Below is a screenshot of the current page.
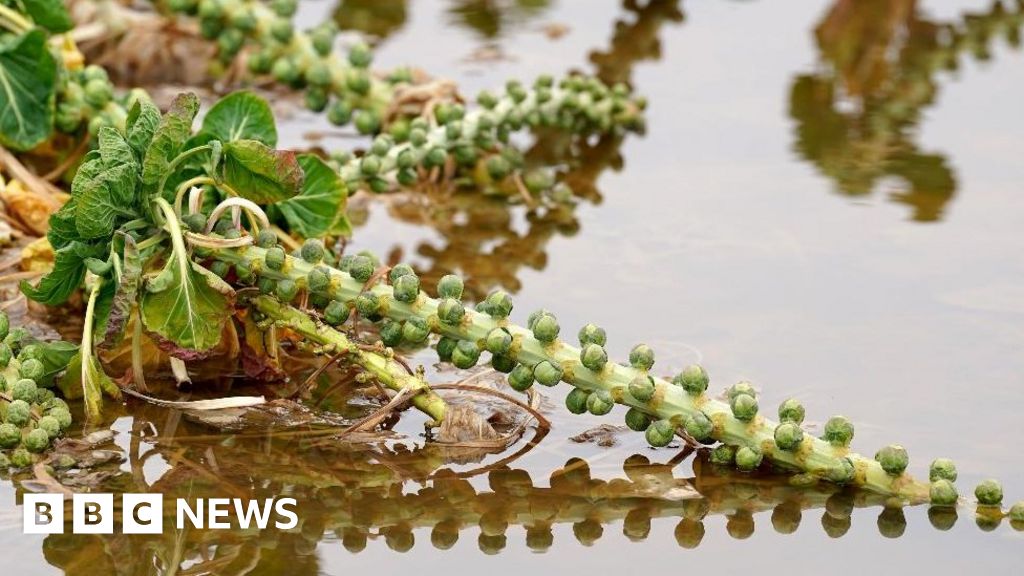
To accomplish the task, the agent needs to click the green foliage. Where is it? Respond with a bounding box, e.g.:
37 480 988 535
221 139 303 203
22 0 74 33
276 154 350 238
0 30 57 150
141 257 234 353
200 90 278 145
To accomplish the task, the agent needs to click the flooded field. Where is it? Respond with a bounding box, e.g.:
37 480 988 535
1 0 1022 574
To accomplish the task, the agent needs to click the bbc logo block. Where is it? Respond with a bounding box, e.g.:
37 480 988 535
23 494 164 534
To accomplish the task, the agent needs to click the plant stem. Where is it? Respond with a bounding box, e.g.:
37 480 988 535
250 295 447 426
0 5 32 34
216 245 929 502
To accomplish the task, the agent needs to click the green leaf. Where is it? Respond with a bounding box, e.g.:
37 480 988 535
59 351 118 421
22 0 73 33
221 139 303 203
97 234 143 350
20 242 98 305
200 90 277 146
29 340 79 386
125 97 161 161
0 30 57 151
141 92 199 197
276 154 351 238
75 165 138 239
98 126 137 170
140 255 234 353
47 198 80 249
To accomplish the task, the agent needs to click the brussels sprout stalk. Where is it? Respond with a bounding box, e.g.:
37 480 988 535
215 245 929 501
249 295 447 426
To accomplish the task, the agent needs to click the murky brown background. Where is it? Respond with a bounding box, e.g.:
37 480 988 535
2 0 1022 573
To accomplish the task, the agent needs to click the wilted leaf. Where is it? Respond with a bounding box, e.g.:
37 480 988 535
59 351 120 421
142 93 199 198
97 234 143 350
276 154 350 238
140 256 234 353
200 90 277 146
221 139 303 203
0 30 57 151
124 97 161 161
20 241 102 305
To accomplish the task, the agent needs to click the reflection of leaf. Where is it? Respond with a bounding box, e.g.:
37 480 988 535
222 139 303 203
200 90 277 146
141 256 234 353
22 0 74 33
0 30 57 151
141 93 199 198
276 154 351 238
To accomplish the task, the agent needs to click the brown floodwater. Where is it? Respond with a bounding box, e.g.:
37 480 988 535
3 0 1023 573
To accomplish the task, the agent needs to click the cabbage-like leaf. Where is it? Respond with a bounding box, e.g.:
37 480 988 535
142 93 199 198
0 30 57 151
200 90 277 146
221 139 303 203
125 97 161 161
22 0 73 33
276 154 351 238
140 255 234 353
20 241 103 305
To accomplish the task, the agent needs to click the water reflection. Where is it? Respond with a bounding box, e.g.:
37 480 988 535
27 418 1022 575
446 0 553 40
333 0 409 41
789 0 1023 221
368 0 680 300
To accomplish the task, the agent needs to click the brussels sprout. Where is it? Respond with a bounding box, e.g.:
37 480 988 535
628 375 655 402
491 354 516 374
580 344 608 372
392 274 420 303
482 290 513 318
327 100 352 125
304 60 333 87
624 407 651 432
217 28 244 56
526 309 550 330
349 255 375 282
182 212 206 233
564 389 590 414
533 361 563 386
929 480 958 506
778 398 805 424
271 0 298 17
735 446 763 471
437 274 464 299
324 300 350 326
0 423 21 449
1009 502 1024 523
84 79 113 108
354 111 381 135
19 358 44 381
824 458 855 484
974 479 1003 506
532 314 560 343
925 458 957 483
728 381 757 400
628 344 655 371
265 247 286 271
311 29 334 56
0 311 8 340
485 328 512 355
275 279 298 303
300 239 326 264
401 318 430 344
437 298 465 325
485 155 511 181
709 444 736 465
452 341 480 369
730 393 758 421
508 364 534 392
307 267 331 294
354 293 381 317
376 320 401 347
0 374 6 392
36 415 60 440
437 336 458 362
270 19 294 43
683 412 714 442
672 364 708 396
822 415 854 447
360 155 381 177
12 379 37 403
35 389 54 404
586 390 615 415
10 448 32 469
0 452 7 468
348 42 373 68
772 422 804 451
577 323 607 347
874 445 909 476
255 229 277 248
23 428 49 453
389 264 415 283
645 419 675 447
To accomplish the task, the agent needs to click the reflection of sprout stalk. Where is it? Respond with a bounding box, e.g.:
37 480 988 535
212 239 999 504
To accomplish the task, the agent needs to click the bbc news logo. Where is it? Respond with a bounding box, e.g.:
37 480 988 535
23 494 298 534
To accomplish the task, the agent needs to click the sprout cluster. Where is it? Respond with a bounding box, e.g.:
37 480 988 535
333 73 645 198
164 0 402 132
0 312 74 470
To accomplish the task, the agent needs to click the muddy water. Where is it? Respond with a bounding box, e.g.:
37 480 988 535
3 0 1023 574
